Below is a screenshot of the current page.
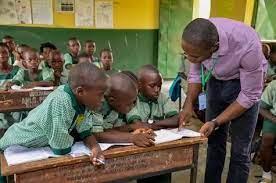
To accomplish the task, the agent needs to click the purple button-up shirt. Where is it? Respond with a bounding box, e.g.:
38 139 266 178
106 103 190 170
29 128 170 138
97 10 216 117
188 18 267 109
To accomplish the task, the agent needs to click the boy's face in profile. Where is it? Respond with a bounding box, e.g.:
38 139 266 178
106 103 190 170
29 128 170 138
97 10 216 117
108 91 137 114
68 40 80 56
139 73 162 101
50 53 64 71
0 48 9 64
77 80 107 111
85 42 96 55
24 51 39 70
100 51 113 71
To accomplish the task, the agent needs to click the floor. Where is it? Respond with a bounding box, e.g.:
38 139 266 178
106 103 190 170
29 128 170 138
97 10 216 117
129 81 276 183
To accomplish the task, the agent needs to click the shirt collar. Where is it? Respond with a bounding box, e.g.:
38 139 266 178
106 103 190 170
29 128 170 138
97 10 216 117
138 93 158 104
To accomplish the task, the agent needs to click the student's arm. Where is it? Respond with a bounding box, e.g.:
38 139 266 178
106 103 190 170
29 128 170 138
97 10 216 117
94 130 155 147
260 108 276 124
64 53 73 69
83 135 105 166
153 115 179 128
10 68 25 86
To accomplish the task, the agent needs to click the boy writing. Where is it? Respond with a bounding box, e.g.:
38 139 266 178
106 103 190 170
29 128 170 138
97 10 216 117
93 73 155 147
0 63 107 164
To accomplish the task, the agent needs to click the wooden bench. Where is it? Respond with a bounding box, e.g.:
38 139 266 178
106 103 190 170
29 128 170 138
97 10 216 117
1 137 206 183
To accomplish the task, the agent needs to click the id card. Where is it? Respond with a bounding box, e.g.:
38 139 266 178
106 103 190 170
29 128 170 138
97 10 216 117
198 93 207 110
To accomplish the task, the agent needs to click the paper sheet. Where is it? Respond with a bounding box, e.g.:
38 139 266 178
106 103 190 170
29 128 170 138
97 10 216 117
154 129 183 144
11 85 54 91
169 128 201 138
0 0 19 24
75 0 94 27
15 0 32 24
32 86 54 91
31 0 53 24
95 0 113 28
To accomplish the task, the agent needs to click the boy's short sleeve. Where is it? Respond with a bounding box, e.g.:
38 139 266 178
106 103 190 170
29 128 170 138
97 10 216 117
64 53 73 69
75 111 94 139
12 68 25 85
82 111 104 133
47 94 74 155
261 81 275 109
162 94 178 118
127 105 142 123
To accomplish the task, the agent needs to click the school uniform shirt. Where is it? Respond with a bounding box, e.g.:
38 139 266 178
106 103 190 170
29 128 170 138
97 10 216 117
83 109 104 133
100 100 127 130
267 61 276 77
0 84 93 155
38 60 51 70
11 67 54 86
0 66 19 90
261 80 276 116
188 18 267 109
8 54 15 65
127 93 178 123
64 53 78 69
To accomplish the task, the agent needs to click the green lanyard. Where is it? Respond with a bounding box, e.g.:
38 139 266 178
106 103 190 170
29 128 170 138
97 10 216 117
200 58 218 92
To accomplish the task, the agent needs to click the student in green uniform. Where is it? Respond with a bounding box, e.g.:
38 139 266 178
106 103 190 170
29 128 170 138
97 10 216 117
93 73 155 147
48 50 64 86
0 43 20 138
259 80 276 183
64 37 81 69
2 35 16 65
100 48 118 75
0 63 107 165
38 42 57 70
127 64 179 129
6 48 54 88
84 40 99 62
126 65 178 183
13 44 30 69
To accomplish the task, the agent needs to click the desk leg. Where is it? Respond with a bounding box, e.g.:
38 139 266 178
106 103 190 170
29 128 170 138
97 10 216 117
190 144 199 183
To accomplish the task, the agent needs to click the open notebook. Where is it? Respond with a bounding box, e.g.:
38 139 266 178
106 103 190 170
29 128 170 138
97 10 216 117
11 85 54 91
4 128 200 166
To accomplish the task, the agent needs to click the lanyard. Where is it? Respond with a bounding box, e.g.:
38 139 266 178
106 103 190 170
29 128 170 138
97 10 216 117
200 57 218 92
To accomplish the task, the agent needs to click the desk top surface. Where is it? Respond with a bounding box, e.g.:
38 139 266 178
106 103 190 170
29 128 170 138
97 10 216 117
1 137 206 176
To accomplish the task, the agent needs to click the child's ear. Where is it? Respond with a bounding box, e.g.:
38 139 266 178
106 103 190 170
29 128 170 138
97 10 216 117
76 86 84 96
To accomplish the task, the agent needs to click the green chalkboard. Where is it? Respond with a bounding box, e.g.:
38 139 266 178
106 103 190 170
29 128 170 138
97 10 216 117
0 26 158 73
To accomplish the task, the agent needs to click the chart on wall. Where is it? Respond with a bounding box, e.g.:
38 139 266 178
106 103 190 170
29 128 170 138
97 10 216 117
75 0 94 27
95 0 113 28
32 0 53 24
15 0 32 24
0 0 19 24
56 0 74 12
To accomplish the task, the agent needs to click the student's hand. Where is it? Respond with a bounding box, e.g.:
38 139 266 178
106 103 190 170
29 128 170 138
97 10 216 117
178 105 193 130
4 82 13 90
130 133 155 147
132 128 156 136
199 122 215 137
90 144 105 166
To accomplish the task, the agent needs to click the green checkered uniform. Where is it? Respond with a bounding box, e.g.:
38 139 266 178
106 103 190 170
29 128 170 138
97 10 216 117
0 84 93 155
0 66 21 137
12 67 54 86
99 100 127 130
127 93 178 123
64 53 78 69
267 61 276 77
261 80 276 134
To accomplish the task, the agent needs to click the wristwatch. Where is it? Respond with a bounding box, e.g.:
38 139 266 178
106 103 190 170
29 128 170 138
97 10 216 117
211 118 220 130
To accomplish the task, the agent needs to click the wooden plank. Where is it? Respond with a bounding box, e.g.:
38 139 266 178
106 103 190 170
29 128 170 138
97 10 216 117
1 137 207 176
15 145 194 183
0 90 53 112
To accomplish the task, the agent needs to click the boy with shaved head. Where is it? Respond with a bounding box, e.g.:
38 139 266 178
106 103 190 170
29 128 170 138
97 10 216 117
0 63 107 165
94 72 156 147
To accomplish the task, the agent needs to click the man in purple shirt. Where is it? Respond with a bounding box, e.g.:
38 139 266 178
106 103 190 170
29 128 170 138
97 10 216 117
179 18 267 183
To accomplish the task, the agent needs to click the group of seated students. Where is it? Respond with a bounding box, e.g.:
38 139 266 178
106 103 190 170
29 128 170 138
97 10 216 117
0 35 178 182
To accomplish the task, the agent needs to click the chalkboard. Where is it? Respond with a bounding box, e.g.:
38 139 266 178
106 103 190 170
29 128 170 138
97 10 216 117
0 26 158 73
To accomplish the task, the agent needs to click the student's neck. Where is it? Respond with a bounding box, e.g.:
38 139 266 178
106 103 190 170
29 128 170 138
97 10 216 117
29 68 39 74
0 62 10 71
70 52 78 57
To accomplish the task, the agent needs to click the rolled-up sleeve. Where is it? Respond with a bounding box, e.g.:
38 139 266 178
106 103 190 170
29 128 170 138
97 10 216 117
237 43 265 109
188 63 201 84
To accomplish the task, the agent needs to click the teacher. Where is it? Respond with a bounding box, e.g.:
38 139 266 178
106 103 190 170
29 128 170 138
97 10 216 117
179 18 267 183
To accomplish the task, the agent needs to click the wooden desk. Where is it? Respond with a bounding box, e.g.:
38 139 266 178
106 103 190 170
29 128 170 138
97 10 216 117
1 137 206 183
0 90 53 113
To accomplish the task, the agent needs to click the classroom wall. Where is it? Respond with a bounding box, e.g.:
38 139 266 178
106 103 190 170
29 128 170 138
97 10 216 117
0 0 160 73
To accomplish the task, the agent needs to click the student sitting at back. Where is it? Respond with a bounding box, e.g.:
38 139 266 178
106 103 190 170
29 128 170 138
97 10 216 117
93 73 155 147
2 35 16 65
78 52 92 64
64 37 81 70
0 63 107 163
7 48 54 88
127 64 179 130
48 50 65 85
13 44 30 69
126 65 178 183
0 43 21 137
84 40 102 68
100 48 118 75
38 42 57 70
